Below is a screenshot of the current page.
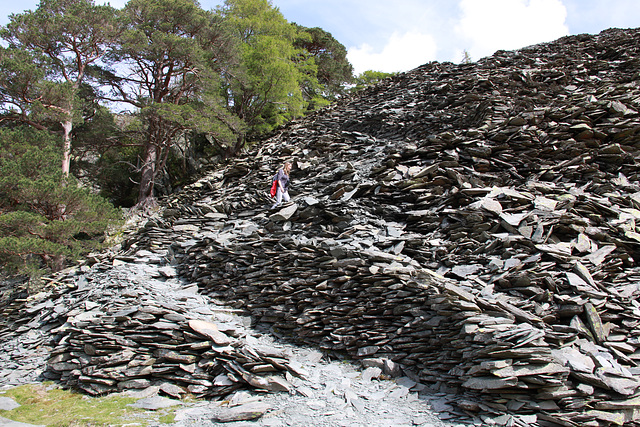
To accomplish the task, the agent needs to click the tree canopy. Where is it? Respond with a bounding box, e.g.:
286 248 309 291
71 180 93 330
216 0 309 152
294 24 354 108
0 0 120 176
351 70 397 92
102 0 240 205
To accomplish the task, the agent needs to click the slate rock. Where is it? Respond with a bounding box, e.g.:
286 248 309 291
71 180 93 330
213 402 271 423
0 397 20 411
128 396 183 410
0 417 45 427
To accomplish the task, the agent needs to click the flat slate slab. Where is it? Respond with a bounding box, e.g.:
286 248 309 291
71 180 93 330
0 397 20 411
0 417 44 427
127 396 182 411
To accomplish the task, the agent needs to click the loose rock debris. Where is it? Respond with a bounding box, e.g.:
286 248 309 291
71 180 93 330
169 28 640 426
3 27 640 427
0 254 450 427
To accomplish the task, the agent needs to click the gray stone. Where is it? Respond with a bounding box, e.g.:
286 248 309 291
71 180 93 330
188 319 233 345
0 397 20 411
128 396 182 410
269 204 297 221
0 416 44 427
213 402 271 422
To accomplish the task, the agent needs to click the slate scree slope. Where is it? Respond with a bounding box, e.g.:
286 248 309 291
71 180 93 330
8 28 640 426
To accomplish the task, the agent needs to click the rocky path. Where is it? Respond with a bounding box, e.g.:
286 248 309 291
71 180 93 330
0 243 456 427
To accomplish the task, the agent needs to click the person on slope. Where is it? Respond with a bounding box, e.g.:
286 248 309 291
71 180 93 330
271 161 293 209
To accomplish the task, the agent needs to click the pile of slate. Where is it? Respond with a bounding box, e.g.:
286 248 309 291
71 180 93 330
141 28 640 426
4 246 305 399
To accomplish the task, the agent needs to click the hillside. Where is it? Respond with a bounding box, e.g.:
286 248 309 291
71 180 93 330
3 27 640 426
168 27 640 426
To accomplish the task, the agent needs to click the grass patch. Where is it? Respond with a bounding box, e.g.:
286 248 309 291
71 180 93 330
158 412 176 424
0 382 151 426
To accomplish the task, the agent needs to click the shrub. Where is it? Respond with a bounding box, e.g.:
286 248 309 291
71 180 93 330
0 126 122 275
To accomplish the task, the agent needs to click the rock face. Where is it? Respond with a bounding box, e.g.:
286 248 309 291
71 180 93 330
3 27 640 427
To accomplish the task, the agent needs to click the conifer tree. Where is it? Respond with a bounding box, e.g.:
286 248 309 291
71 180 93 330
293 25 354 109
0 0 120 176
103 0 239 206
0 127 121 275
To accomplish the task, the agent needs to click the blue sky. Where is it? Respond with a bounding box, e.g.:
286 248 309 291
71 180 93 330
1 0 639 74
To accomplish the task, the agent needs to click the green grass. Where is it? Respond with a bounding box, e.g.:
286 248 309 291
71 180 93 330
0 382 154 426
158 412 176 424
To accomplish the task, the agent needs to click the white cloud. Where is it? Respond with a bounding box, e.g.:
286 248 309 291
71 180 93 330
347 31 438 75
456 0 569 60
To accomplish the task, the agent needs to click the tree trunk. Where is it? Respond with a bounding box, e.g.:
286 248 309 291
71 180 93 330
61 120 73 176
138 142 157 206
230 133 245 157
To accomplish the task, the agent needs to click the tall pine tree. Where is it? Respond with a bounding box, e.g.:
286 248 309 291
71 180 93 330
0 0 120 176
103 0 238 206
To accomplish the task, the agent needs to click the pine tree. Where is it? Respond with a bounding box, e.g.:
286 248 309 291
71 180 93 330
0 127 121 276
103 0 238 206
0 0 120 176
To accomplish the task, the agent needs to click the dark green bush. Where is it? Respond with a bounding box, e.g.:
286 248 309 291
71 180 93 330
0 126 122 275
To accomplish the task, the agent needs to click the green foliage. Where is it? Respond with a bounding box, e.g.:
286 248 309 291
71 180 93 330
351 70 397 92
2 0 119 115
107 0 240 204
219 0 308 143
0 127 121 274
0 0 120 175
3 0 119 60
0 48 48 121
294 24 354 108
